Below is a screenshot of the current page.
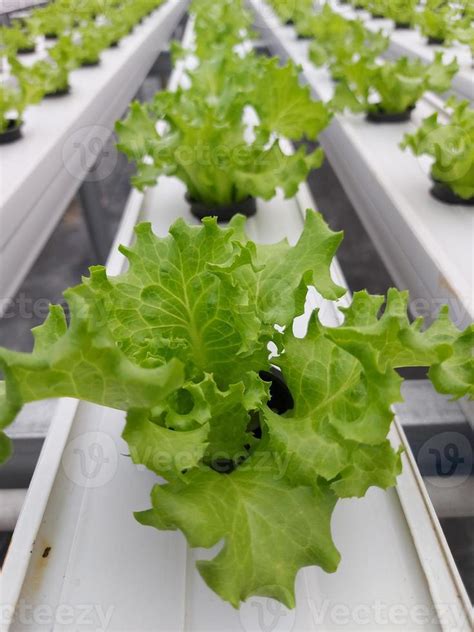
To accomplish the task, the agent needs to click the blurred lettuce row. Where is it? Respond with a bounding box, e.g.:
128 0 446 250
0 0 166 135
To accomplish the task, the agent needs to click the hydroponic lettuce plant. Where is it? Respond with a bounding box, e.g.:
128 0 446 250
271 0 314 25
417 0 455 43
52 27 104 66
117 50 331 206
385 0 417 27
449 21 474 59
332 53 459 116
401 98 474 201
0 74 43 133
0 25 36 53
11 51 72 97
307 7 388 80
191 0 253 57
0 212 471 607
27 6 74 38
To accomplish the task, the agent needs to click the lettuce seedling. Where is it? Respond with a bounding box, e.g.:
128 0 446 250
0 212 471 607
117 51 331 206
385 0 417 27
332 53 459 116
417 0 455 43
52 27 104 66
0 25 36 53
271 0 314 24
401 98 474 200
11 51 72 96
192 0 253 56
449 21 474 59
0 73 43 132
307 8 388 80
28 6 75 38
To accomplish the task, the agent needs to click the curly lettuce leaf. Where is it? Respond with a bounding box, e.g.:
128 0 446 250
0 210 470 608
136 460 340 609
401 99 474 199
253 58 332 140
332 55 458 114
116 50 330 205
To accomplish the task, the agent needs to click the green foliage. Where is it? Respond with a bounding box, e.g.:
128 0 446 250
117 50 331 205
417 0 455 42
52 27 104 66
385 0 418 26
449 20 474 57
0 212 471 607
11 52 72 96
402 98 474 200
307 6 388 79
332 53 459 115
271 0 314 24
0 25 35 53
0 72 43 131
191 0 253 56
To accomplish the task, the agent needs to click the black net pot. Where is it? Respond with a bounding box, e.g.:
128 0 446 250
81 59 101 68
186 194 257 222
0 120 22 144
44 85 71 98
18 45 36 54
210 367 294 475
431 180 474 207
366 104 415 123
427 36 445 45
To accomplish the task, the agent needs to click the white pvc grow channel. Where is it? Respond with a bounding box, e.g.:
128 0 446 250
0 0 189 316
251 0 473 333
1 12 472 632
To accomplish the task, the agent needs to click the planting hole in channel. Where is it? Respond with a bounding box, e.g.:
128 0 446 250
171 388 194 415
210 370 294 475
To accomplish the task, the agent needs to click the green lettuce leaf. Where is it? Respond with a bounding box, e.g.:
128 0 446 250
0 211 470 608
252 58 332 140
136 460 340 609
401 98 474 199
332 55 458 115
116 49 331 205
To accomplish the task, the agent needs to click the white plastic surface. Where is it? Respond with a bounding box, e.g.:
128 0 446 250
0 0 188 316
252 0 473 330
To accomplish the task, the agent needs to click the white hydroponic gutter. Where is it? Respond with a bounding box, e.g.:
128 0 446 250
0 0 189 318
329 0 474 101
0 1 45 16
251 0 473 332
1 13 472 632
